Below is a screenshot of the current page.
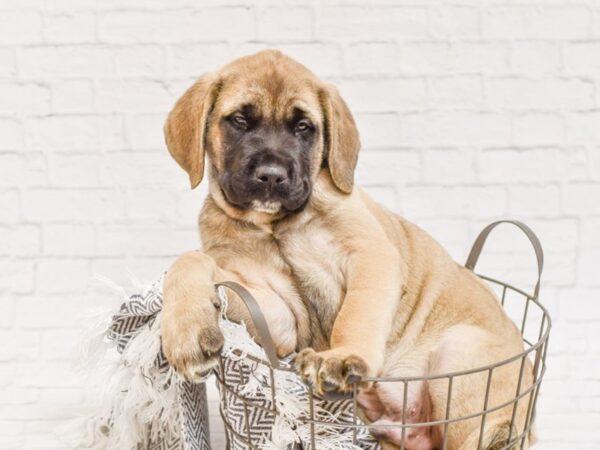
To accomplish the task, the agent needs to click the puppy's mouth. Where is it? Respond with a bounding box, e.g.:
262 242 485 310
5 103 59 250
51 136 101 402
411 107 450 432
251 200 282 214
218 172 311 215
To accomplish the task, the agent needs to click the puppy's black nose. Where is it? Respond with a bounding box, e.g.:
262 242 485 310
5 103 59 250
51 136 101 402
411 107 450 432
255 163 289 187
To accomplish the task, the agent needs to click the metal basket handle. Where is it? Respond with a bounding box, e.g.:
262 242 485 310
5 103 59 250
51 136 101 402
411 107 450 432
214 281 281 369
465 220 544 299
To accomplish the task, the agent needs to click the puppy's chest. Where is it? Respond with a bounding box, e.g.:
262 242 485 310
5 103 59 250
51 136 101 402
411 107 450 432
275 221 347 337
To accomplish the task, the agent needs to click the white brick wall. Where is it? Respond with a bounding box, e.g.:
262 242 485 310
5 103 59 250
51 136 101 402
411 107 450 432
1 0 599 448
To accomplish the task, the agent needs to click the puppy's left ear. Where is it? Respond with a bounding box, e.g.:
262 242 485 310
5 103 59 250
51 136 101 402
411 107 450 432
164 73 220 189
320 84 360 194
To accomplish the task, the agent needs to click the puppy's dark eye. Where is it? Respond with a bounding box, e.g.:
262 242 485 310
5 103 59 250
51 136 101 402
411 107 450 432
230 113 248 129
295 119 312 134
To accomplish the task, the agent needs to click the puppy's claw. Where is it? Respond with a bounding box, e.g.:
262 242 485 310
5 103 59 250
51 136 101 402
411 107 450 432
322 380 338 392
189 361 218 383
346 373 362 385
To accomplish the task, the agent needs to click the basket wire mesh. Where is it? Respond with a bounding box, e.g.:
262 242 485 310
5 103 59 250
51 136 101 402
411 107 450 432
213 221 551 450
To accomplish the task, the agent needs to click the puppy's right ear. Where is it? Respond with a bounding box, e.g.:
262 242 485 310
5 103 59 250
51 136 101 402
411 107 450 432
320 84 360 194
164 74 220 189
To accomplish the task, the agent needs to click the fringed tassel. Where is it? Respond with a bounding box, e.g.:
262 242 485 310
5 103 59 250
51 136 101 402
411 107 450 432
62 278 183 450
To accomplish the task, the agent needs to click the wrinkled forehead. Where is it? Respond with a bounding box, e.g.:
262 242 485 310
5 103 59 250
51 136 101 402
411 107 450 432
215 74 323 124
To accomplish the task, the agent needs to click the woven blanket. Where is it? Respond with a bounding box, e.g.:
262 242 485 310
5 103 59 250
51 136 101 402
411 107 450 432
81 276 380 449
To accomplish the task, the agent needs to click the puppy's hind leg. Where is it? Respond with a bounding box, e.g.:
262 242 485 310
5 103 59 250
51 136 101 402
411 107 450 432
427 325 532 450
458 419 526 450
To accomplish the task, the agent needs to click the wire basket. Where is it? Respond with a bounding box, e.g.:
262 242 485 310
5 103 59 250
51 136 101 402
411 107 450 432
213 221 551 450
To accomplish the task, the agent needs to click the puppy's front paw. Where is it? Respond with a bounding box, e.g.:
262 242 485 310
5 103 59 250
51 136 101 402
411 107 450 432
161 284 224 383
294 348 369 400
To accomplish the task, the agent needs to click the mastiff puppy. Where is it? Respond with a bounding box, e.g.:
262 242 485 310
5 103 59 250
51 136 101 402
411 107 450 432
161 50 533 449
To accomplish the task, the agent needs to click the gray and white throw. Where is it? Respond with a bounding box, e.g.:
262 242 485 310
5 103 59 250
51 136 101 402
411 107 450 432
80 276 380 449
